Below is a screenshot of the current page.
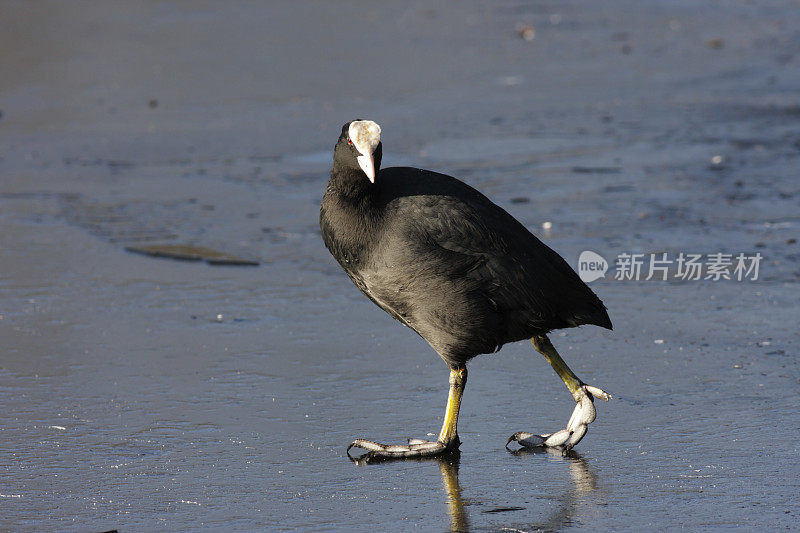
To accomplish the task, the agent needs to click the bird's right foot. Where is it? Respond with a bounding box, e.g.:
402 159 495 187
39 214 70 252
505 384 611 452
347 437 458 460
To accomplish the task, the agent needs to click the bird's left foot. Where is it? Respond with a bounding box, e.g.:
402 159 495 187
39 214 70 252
506 384 611 452
347 437 457 460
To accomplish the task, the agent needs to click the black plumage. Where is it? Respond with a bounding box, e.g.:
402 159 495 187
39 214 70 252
320 121 611 370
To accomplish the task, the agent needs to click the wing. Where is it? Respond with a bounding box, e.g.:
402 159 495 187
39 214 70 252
368 168 611 338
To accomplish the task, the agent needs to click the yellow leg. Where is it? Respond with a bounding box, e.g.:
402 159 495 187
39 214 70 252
438 366 467 447
532 335 584 400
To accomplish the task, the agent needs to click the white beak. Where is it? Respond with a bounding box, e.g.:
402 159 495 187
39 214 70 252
357 154 376 183
348 120 381 184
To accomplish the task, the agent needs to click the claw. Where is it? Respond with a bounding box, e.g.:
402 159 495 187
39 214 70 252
585 385 611 401
507 384 611 451
506 431 537 447
565 423 587 451
567 393 597 428
544 429 571 447
347 437 451 460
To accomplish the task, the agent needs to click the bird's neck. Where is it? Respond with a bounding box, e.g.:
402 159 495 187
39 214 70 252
329 164 373 198
321 168 382 268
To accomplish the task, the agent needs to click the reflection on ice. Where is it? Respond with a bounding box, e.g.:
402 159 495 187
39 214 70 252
349 446 601 533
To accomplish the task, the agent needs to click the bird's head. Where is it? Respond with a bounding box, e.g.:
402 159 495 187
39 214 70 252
334 119 382 183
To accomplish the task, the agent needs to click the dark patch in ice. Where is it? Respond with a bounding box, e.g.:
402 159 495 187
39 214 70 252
125 244 259 266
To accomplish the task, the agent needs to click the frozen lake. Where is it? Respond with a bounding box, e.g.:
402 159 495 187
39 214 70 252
1 2 798 530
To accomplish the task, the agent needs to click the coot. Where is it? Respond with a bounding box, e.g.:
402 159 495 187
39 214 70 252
320 120 612 458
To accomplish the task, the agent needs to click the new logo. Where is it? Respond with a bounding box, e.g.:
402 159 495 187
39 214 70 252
577 250 608 283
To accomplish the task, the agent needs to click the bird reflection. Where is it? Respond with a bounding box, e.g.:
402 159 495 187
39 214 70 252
438 451 469 533
348 445 600 532
348 448 468 531
506 447 600 530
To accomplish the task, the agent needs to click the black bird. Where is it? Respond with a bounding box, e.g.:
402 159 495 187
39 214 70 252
320 120 612 458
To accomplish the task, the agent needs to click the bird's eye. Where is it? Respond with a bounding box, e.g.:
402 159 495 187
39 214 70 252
347 138 353 145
